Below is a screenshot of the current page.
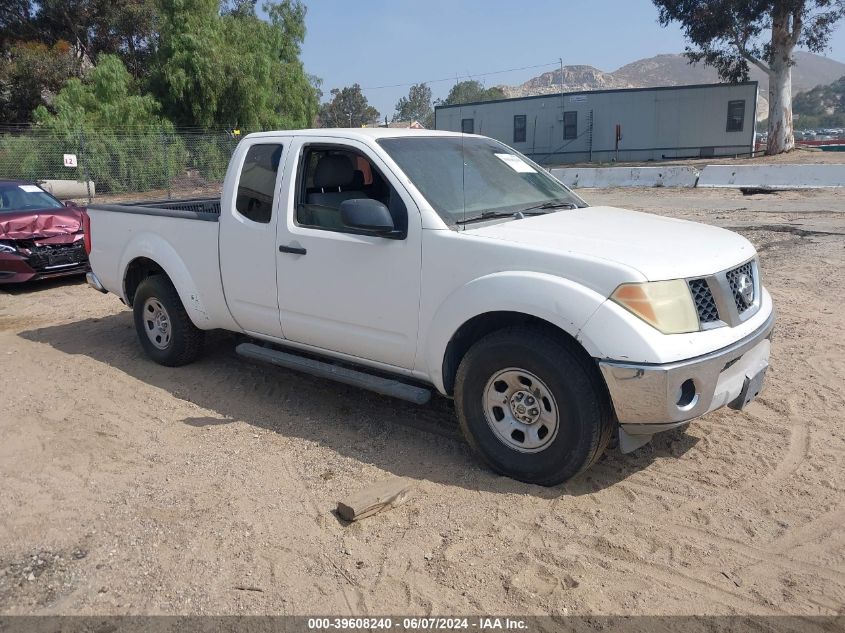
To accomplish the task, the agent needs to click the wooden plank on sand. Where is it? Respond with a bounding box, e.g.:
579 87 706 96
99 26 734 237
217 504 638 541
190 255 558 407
337 477 413 522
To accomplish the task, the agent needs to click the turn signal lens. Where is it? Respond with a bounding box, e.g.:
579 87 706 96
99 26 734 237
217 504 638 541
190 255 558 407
611 279 699 334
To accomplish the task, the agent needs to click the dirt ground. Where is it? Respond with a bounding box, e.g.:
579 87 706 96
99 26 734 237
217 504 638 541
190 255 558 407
0 187 843 621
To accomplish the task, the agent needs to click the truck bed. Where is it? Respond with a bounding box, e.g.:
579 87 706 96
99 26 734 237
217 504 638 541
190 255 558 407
89 197 220 222
85 196 232 329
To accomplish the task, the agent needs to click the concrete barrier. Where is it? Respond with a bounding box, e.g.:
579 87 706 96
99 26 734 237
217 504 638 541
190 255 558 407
550 166 699 188
697 164 845 189
38 179 96 199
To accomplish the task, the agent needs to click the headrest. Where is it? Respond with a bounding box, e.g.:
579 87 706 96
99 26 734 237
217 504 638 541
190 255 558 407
314 154 354 189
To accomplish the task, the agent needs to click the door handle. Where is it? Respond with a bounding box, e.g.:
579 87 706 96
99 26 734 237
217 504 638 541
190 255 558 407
279 244 307 255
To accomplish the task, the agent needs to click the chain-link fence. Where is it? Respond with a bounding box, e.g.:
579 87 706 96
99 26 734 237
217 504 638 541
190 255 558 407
0 126 253 202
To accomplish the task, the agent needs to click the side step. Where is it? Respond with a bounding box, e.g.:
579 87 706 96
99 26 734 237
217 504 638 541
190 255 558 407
235 343 432 405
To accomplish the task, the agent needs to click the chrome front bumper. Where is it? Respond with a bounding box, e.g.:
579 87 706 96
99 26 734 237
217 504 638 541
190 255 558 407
599 310 775 439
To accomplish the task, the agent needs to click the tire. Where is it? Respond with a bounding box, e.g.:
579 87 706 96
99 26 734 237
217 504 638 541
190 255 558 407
133 275 204 367
454 326 614 486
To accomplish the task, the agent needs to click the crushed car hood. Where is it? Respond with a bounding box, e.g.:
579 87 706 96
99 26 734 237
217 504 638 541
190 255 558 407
463 205 755 280
0 208 84 241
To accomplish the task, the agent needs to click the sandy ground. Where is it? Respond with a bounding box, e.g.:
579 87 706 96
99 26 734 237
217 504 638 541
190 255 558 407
0 187 843 621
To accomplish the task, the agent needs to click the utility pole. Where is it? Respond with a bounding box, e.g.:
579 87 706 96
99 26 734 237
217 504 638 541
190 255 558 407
559 57 565 140
559 58 564 94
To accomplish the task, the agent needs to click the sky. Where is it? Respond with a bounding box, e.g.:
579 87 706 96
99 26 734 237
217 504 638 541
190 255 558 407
290 0 845 118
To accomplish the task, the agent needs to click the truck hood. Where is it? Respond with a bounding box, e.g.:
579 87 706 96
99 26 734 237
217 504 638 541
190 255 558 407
463 206 755 280
0 208 84 241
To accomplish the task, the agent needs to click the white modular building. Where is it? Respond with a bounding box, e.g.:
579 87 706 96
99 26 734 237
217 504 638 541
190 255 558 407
434 82 759 164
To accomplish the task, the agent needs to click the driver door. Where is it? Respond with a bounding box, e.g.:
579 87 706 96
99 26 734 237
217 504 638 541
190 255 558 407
274 137 422 369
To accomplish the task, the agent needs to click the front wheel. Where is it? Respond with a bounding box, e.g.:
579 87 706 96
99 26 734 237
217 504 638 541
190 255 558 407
133 275 205 367
454 327 614 486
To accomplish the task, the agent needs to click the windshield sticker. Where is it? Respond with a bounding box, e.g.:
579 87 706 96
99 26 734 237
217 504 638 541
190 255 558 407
19 185 43 193
494 153 536 173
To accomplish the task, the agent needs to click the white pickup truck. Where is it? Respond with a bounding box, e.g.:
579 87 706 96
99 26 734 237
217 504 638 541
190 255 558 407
85 128 774 485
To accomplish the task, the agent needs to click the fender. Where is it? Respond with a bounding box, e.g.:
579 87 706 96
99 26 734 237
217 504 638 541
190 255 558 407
421 271 610 394
118 231 238 331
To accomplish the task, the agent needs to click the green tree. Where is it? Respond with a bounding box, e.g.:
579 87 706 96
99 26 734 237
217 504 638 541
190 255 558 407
152 0 318 129
1 0 157 77
438 80 506 107
652 0 845 155
0 0 157 123
318 84 380 127
0 40 80 124
0 0 37 51
394 82 433 127
30 54 183 192
34 54 164 130
221 0 258 17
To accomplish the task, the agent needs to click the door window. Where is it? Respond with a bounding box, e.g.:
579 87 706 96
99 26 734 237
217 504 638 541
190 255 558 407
295 145 407 237
235 143 283 223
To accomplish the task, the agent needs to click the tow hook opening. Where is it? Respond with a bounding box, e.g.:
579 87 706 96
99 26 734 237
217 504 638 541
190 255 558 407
676 378 698 410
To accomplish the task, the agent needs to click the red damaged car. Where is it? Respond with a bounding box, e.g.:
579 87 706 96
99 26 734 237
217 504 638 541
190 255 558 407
0 180 89 284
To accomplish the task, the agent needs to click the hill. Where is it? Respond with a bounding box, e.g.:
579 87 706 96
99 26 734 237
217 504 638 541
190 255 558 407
793 74 845 128
500 52 845 120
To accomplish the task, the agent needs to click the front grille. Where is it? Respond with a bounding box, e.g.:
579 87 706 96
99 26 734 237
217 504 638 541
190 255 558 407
726 261 755 313
689 278 720 324
26 241 87 270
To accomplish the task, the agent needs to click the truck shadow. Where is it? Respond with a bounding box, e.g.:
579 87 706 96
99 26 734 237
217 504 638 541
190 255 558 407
20 313 698 497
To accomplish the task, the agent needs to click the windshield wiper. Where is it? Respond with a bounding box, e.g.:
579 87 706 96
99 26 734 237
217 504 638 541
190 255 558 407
517 200 578 214
455 200 578 225
455 210 525 225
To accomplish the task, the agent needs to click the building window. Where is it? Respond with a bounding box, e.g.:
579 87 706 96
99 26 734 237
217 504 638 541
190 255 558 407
726 100 745 132
563 111 577 139
461 118 474 134
513 115 527 143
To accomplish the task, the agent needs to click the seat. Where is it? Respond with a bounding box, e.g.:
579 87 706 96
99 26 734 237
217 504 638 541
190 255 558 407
308 155 365 205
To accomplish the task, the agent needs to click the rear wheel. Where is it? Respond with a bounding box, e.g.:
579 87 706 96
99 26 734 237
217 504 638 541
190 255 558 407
454 327 613 486
133 275 204 366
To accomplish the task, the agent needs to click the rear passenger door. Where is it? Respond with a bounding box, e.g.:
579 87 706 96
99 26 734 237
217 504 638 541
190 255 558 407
220 140 287 338
274 136 422 370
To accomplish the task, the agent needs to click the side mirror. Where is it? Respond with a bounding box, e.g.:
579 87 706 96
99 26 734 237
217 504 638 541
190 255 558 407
340 198 396 235
64 200 75 207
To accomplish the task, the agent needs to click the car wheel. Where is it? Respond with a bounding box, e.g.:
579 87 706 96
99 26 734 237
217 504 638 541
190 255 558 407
454 326 614 486
133 275 204 367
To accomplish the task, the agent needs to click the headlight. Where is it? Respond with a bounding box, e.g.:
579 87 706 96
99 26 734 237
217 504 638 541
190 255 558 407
0 241 17 254
611 279 699 334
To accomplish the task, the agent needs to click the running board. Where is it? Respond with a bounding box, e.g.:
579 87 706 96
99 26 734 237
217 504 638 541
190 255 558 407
235 343 432 405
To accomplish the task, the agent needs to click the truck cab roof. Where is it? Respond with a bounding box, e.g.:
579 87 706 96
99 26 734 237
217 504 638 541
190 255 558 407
244 128 468 142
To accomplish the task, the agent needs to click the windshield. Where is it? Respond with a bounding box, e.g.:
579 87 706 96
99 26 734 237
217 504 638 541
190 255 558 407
378 136 585 224
0 184 64 213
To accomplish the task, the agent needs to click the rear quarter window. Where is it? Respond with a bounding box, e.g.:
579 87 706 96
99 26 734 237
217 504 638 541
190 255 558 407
235 144 283 223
